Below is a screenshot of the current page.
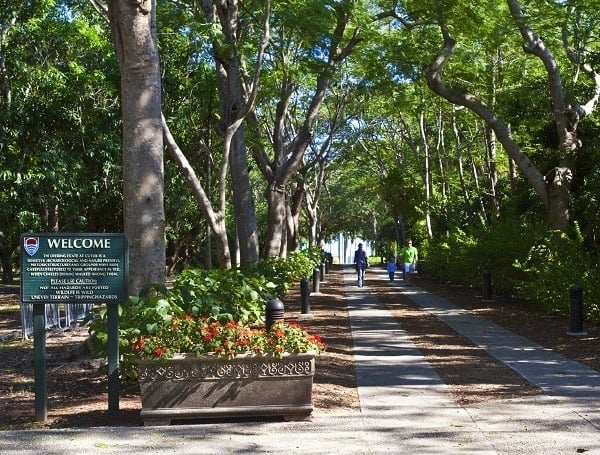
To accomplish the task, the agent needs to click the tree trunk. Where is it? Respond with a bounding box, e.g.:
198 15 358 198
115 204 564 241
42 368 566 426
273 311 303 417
452 114 471 220
486 49 501 220
252 6 361 258
201 0 265 266
468 147 488 224
108 0 165 294
305 187 318 248
434 110 450 228
425 3 600 232
419 111 433 238
425 24 548 227
287 183 304 252
485 124 500 220
40 200 59 232
161 114 232 269
166 223 202 276
264 182 287 258
229 127 260 265
1 248 14 284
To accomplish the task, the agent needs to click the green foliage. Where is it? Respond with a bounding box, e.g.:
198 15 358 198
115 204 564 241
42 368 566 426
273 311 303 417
421 220 600 323
253 248 319 295
422 219 542 292
0 0 121 278
171 268 275 325
513 225 599 321
421 228 478 285
88 250 324 377
87 283 178 378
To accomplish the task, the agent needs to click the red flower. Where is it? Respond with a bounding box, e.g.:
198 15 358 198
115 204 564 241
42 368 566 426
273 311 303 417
133 336 145 352
152 348 166 357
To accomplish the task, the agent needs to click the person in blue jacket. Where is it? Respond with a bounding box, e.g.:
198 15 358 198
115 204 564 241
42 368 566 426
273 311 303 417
353 243 368 287
386 257 397 281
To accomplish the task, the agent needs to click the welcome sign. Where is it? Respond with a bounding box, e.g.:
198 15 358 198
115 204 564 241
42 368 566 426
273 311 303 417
21 233 128 304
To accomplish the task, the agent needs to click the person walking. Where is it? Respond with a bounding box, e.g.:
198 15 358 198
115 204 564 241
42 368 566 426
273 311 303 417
386 257 397 281
353 243 368 287
400 239 418 286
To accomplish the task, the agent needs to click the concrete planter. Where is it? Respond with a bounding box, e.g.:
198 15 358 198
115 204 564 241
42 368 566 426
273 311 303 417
137 353 315 426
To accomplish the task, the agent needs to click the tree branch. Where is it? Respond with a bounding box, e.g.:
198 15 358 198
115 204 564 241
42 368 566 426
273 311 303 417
424 21 547 205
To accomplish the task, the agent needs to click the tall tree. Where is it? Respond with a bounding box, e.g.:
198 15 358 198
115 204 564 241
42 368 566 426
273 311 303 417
421 1 600 232
1 1 122 282
107 0 165 292
198 0 269 266
251 1 363 258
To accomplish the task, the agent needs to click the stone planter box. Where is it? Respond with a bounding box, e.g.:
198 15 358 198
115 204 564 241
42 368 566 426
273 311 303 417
137 353 315 426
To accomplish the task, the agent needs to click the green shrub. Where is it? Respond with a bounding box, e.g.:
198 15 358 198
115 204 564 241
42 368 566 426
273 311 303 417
513 226 596 318
171 268 275 324
88 283 180 378
421 220 599 323
88 249 324 379
254 250 315 296
420 228 479 285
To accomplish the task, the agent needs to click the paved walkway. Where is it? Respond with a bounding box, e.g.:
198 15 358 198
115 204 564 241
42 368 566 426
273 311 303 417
0 267 599 454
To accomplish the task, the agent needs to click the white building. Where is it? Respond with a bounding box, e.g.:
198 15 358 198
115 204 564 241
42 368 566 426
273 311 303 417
323 235 371 264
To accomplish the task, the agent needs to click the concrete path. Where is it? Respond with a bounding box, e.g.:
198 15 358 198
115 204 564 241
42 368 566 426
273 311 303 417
0 267 598 454
351 268 600 454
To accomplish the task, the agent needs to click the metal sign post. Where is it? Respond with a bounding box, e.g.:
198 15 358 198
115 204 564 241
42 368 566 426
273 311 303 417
33 305 47 421
20 233 128 420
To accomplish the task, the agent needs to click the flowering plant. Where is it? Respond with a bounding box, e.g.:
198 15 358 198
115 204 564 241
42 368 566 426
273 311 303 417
131 315 326 360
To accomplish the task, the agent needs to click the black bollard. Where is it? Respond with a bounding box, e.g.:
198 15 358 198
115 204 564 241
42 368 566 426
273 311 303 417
300 278 311 315
324 260 329 274
319 263 325 282
482 270 493 302
312 268 320 293
265 298 285 331
567 285 587 336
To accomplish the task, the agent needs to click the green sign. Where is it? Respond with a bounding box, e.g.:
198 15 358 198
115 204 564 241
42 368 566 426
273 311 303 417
21 233 128 304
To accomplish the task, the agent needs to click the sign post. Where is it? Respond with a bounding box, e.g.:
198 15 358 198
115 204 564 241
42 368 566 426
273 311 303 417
20 233 128 420
32 305 47 421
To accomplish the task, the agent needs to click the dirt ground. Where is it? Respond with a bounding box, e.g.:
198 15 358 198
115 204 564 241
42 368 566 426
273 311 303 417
0 267 598 430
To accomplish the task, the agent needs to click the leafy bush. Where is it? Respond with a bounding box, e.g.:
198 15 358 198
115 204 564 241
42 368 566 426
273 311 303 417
420 228 479 285
513 226 597 319
253 250 316 296
89 248 325 378
421 220 599 323
88 283 179 378
171 268 275 324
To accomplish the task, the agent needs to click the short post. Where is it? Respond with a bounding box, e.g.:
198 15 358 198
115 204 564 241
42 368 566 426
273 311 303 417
324 260 329 274
567 285 587 336
312 267 320 293
319 263 325 282
482 270 493 302
299 278 313 320
265 298 285 331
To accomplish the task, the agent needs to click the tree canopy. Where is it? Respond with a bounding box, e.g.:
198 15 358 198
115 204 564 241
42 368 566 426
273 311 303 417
3 0 600 319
